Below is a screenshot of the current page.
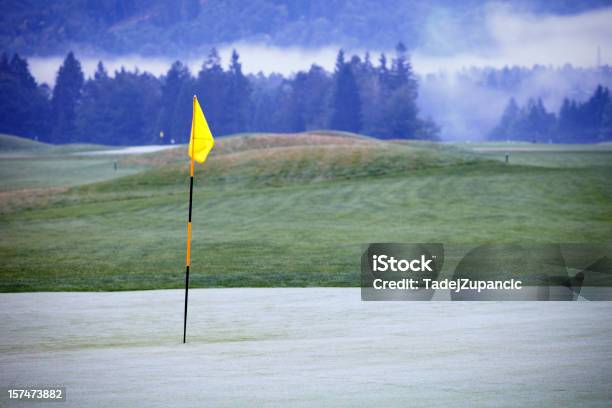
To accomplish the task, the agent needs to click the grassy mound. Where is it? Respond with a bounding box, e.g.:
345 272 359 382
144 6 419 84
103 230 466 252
99 132 483 193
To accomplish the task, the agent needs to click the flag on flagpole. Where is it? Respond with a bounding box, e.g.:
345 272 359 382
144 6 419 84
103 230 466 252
188 97 215 164
183 95 214 344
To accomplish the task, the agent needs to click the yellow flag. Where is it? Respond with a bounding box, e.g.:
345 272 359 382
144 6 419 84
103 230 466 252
188 96 214 164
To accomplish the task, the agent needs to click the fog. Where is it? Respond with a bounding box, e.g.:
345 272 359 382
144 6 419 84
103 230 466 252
418 67 612 140
26 5 612 140
413 5 612 73
29 46 345 86
415 5 612 139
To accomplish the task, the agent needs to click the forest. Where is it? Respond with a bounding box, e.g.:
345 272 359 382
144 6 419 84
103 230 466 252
0 44 438 144
1 45 612 144
490 87 612 143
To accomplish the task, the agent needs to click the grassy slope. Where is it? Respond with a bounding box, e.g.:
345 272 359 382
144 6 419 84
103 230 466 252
0 133 49 151
1 133 611 291
0 133 109 155
0 134 156 195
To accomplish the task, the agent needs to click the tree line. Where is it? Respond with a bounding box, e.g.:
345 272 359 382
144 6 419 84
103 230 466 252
0 44 439 145
490 85 612 143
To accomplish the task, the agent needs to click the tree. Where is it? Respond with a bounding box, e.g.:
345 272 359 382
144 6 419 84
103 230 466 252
107 69 161 145
51 52 84 142
557 98 579 142
249 72 287 132
1 46 443 145
0 53 50 139
77 65 161 145
524 98 555 142
158 60 191 143
378 53 390 92
76 62 113 143
171 77 197 143
580 85 610 141
194 48 227 136
285 64 331 132
377 43 420 138
389 42 415 91
491 97 520 140
601 100 612 140
491 97 555 142
330 50 361 133
224 49 251 134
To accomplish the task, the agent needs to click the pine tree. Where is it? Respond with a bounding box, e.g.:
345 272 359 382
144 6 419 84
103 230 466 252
330 50 361 133
558 98 579 142
107 68 161 145
0 53 50 139
303 65 331 130
389 42 414 91
194 48 227 136
77 64 161 145
224 49 251 134
582 85 610 141
379 43 419 138
250 72 286 132
490 98 519 140
378 53 389 91
76 62 113 143
286 71 308 132
601 100 612 140
491 97 555 142
51 52 84 142
158 60 191 143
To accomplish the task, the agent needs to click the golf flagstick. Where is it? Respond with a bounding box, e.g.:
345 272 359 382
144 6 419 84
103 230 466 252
183 95 215 344
183 100 195 344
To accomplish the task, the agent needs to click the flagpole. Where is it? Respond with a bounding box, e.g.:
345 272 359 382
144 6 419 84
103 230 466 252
183 97 196 344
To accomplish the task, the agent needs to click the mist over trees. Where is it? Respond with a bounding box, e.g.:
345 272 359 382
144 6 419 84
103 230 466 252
420 65 612 140
0 45 438 145
490 85 612 142
3 47 612 145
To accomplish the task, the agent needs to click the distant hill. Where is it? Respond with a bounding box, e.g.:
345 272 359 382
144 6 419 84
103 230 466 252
0 133 107 155
2 0 611 56
0 133 48 151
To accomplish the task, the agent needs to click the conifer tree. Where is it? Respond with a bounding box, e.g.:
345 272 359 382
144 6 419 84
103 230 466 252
51 52 84 142
330 50 362 132
158 60 190 143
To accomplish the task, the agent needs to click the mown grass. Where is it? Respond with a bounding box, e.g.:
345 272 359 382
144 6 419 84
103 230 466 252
0 157 149 192
1 133 611 291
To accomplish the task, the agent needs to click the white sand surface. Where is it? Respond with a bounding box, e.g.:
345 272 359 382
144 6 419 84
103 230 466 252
1 288 611 407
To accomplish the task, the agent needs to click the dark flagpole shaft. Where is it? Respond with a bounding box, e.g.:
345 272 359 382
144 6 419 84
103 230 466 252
183 171 193 343
183 96 196 344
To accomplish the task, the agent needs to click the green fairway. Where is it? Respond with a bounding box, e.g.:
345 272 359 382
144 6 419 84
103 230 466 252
463 142 612 168
0 157 149 192
0 133 150 193
1 133 611 291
